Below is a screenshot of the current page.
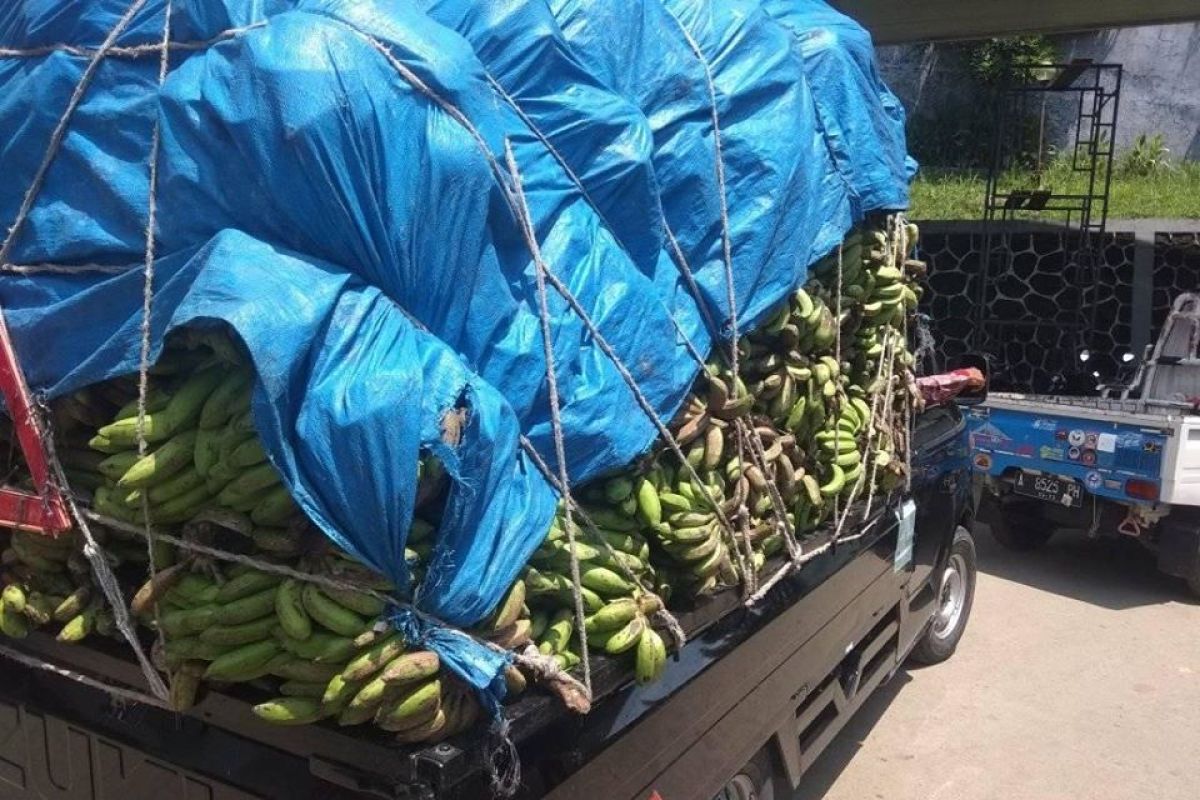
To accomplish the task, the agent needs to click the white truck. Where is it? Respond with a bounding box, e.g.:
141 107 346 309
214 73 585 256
969 293 1200 595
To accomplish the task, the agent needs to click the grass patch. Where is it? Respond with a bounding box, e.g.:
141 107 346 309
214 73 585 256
910 160 1200 221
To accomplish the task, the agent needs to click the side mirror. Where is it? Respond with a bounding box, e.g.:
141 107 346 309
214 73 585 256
950 354 989 406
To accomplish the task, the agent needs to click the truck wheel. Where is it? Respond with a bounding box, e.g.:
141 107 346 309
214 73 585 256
718 747 786 800
909 526 977 665
984 494 1055 551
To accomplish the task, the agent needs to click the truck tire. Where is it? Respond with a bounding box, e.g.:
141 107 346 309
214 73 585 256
1152 512 1200 599
909 526 977 665
720 746 787 800
983 493 1055 551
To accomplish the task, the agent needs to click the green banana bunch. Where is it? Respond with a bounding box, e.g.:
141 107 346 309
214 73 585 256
0 529 109 644
13 218 926 742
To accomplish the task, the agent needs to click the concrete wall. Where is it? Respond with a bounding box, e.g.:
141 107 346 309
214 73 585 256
879 22 1200 161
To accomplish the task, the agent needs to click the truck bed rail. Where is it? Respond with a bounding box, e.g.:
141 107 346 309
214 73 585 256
986 392 1189 426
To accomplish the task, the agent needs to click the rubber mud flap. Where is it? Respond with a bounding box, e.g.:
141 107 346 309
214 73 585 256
0 697 255 800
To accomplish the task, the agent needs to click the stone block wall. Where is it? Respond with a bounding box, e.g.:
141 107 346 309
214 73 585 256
915 221 1200 394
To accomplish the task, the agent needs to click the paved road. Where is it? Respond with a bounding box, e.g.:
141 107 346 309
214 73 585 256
795 525 1200 800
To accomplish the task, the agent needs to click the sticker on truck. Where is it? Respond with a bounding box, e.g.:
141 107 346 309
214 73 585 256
895 500 916 572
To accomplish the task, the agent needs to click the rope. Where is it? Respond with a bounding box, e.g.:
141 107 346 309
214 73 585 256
37 402 169 700
839 326 893 534
0 22 265 60
483 38 730 363
660 10 797 597
873 307 902 509
747 516 880 606
504 141 592 696
484 718 521 798
532 263 745 561
518 436 686 650
349 30 521 225
87 510 391 604
0 262 131 275
0 642 172 710
484 75 625 263
898 216 915 494
479 59 735 468
0 0 151 268
840 221 903 534
664 225 724 347
135 0 173 698
663 7 738 366
727 428 757 595
832 244 844 525
480 67 726 472
510 644 591 713
482 61 727 360
738 420 800 563
3 0 170 700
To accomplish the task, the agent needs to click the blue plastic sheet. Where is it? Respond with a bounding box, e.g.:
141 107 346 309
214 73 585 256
760 0 917 213
0 0 911 712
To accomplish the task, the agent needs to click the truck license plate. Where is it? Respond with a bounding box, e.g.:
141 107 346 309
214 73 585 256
1013 470 1082 507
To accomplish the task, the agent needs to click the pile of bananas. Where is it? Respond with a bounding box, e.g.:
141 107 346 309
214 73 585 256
572 219 924 598
523 500 669 685
0 334 535 743
0 217 923 743
0 529 114 642
146 553 520 741
71 351 301 537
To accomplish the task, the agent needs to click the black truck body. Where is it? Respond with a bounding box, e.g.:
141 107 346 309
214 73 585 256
0 403 974 800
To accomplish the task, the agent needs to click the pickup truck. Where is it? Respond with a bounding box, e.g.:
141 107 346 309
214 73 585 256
0 396 977 800
969 293 1200 596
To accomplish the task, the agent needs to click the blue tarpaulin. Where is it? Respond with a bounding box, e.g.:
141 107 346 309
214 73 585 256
0 0 911 711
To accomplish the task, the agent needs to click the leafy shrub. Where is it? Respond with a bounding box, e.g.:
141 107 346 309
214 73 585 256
1119 133 1172 177
967 36 1059 86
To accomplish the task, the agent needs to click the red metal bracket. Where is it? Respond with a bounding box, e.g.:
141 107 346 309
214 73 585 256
0 307 71 535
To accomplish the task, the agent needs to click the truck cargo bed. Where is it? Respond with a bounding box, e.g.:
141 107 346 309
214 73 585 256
0 509 901 800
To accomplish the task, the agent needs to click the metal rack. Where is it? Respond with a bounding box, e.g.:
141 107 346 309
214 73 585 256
0 306 71 535
971 60 1123 392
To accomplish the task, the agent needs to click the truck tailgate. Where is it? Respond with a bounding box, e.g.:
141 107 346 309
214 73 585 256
967 397 1170 504
0 697 257 800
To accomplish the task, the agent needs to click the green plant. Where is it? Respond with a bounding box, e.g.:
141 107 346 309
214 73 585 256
910 36 1060 171
1119 133 1172 177
967 36 1058 85
910 159 1200 220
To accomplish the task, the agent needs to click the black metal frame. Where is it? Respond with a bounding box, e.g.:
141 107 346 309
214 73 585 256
972 61 1122 392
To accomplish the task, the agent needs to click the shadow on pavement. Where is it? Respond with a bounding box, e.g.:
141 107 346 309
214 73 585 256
791 670 913 800
972 522 1195 611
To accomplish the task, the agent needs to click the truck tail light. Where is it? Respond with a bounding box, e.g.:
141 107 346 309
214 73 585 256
1125 479 1158 501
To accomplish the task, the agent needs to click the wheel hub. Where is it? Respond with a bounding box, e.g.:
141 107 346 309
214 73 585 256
933 552 967 639
716 773 759 800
